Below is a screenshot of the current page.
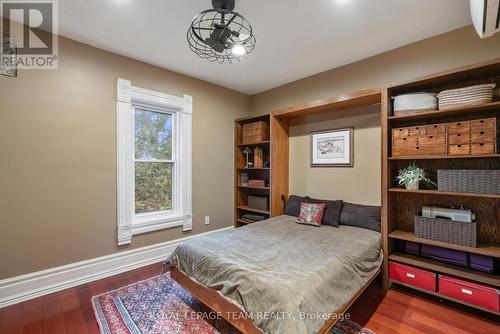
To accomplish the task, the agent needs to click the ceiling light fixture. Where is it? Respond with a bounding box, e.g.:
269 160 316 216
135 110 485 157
187 0 256 63
231 43 246 56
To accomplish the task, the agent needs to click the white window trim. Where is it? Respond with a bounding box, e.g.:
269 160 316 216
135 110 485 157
116 78 192 245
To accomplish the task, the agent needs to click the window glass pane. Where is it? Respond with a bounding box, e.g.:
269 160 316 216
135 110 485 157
134 108 172 160
135 162 173 213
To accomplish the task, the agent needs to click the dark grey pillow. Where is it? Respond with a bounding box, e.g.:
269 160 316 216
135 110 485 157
340 202 381 232
284 195 306 217
307 197 343 227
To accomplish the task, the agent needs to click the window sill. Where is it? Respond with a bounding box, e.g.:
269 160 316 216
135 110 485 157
117 213 192 246
132 214 185 236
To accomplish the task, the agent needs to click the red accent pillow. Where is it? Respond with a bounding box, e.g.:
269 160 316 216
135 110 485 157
297 202 326 226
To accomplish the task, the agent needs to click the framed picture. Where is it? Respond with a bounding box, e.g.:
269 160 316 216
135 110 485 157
310 128 353 167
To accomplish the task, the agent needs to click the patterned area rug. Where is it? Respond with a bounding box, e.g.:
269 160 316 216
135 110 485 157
92 273 375 334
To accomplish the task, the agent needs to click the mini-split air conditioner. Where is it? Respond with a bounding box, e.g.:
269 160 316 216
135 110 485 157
470 0 500 38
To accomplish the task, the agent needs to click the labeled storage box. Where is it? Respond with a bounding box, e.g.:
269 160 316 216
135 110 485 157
389 262 437 292
414 215 477 247
242 121 269 144
438 170 500 195
439 275 500 312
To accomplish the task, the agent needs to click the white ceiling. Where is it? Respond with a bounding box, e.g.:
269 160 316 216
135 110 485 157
55 0 471 94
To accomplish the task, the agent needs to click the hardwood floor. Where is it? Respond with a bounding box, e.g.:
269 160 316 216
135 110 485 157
348 280 499 334
0 263 162 334
0 263 498 334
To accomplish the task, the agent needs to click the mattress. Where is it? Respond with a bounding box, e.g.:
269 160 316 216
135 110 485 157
165 215 383 334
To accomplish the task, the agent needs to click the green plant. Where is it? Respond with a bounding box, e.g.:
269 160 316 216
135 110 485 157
396 162 435 188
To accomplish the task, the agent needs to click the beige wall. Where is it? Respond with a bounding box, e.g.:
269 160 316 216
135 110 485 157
2 24 500 279
251 26 500 113
251 26 500 205
0 35 250 279
289 106 381 205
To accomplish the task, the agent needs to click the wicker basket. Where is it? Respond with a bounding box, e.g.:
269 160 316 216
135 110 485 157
437 170 500 195
437 83 496 110
415 215 477 247
393 93 437 116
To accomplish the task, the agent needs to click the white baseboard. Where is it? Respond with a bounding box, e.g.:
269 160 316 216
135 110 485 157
0 226 232 308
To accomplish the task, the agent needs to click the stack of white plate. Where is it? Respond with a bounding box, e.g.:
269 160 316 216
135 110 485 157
393 93 438 116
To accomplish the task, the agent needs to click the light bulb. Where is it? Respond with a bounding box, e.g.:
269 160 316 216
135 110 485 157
231 44 246 56
238 33 250 41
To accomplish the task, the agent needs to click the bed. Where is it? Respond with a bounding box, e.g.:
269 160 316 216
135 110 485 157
164 215 383 334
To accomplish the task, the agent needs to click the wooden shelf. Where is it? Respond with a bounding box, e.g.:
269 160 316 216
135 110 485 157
237 141 270 147
389 280 500 316
237 167 270 171
389 230 500 258
237 185 270 190
272 88 381 119
236 206 270 215
389 252 500 287
236 219 256 225
388 101 500 121
388 154 500 160
389 187 500 199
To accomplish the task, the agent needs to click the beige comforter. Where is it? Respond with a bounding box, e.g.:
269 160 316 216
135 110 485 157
165 215 383 334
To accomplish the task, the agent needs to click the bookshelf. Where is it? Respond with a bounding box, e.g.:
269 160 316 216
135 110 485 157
234 114 289 227
381 59 500 314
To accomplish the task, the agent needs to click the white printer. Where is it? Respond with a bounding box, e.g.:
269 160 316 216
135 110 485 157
421 206 475 223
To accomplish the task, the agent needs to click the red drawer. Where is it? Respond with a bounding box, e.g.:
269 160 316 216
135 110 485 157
439 275 500 312
389 262 437 292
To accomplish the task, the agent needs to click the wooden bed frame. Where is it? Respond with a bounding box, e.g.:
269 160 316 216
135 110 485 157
169 89 385 334
170 265 381 334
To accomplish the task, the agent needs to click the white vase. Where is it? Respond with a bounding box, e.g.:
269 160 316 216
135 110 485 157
406 179 420 190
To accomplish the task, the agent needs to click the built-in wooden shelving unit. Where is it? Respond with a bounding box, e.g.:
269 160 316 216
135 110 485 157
234 88 383 228
382 58 500 315
234 114 273 227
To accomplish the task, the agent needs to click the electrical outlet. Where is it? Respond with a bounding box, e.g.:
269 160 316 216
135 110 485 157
204 216 210 225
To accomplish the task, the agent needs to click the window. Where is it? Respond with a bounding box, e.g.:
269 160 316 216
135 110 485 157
116 79 192 245
134 108 174 214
